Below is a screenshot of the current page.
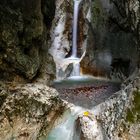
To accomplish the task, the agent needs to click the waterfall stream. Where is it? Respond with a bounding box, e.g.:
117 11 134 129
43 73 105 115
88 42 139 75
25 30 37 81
46 1 103 140
72 0 81 58
47 1 91 139
47 106 84 140
69 0 83 77
46 76 121 140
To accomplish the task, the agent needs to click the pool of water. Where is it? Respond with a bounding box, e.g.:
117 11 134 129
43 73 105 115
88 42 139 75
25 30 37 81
53 76 121 108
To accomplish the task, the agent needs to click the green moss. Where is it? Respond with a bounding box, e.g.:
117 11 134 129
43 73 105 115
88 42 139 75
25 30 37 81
0 0 56 81
126 90 140 123
91 0 107 29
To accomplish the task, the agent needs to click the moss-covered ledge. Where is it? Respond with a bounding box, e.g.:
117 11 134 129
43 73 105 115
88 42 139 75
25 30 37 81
126 90 140 123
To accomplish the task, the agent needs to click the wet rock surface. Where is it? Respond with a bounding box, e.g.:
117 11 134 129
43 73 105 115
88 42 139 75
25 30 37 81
94 71 140 140
68 71 140 140
74 112 104 140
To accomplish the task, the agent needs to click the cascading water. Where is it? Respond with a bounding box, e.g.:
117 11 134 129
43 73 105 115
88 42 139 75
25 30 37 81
46 1 92 140
69 0 83 77
46 0 124 139
72 0 81 58
47 0 122 139
46 106 84 140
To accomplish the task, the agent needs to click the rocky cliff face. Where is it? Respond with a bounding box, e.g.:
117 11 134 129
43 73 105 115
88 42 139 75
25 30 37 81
49 0 139 81
0 1 64 139
81 0 140 81
0 0 55 83
0 0 139 82
0 0 139 140
110 0 139 43
50 0 90 80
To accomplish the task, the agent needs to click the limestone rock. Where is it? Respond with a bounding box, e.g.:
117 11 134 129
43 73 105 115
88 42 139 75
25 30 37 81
93 70 140 140
81 0 139 80
0 83 65 139
74 112 104 140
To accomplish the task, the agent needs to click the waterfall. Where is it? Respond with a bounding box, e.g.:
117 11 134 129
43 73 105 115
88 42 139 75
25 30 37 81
70 0 83 77
71 63 80 77
72 0 81 58
50 0 89 80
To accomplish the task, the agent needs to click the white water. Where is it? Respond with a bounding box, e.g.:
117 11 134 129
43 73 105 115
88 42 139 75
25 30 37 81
47 106 84 140
46 104 103 140
72 63 80 76
70 0 83 77
72 0 80 58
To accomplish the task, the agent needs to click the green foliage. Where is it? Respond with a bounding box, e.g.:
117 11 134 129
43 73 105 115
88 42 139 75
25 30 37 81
126 90 140 123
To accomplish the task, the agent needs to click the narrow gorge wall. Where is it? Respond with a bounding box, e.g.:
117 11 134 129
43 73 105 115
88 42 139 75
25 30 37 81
0 0 139 140
48 0 140 81
0 0 56 84
50 0 91 80
81 0 140 81
0 0 139 82
0 2 65 139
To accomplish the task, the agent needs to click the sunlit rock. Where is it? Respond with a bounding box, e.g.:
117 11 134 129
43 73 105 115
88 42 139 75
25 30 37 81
74 112 104 140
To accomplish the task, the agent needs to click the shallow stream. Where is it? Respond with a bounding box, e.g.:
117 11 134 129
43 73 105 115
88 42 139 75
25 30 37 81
47 76 121 140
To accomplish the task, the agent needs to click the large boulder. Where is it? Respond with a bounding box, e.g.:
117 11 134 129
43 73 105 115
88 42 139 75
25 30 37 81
0 83 65 139
74 112 103 140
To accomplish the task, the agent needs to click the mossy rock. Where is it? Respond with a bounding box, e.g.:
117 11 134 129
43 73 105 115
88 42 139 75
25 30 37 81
0 0 56 82
126 90 140 123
